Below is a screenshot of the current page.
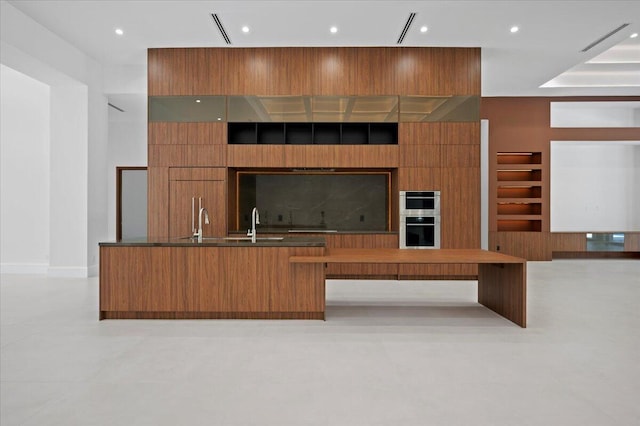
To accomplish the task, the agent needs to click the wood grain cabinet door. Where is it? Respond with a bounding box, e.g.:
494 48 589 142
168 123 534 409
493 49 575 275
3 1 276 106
169 180 226 238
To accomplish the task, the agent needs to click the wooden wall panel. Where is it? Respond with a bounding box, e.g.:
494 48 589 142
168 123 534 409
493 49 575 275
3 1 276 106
148 145 226 167
224 48 313 95
440 122 480 145
396 48 433 95
283 146 332 168
149 123 226 145
227 146 284 167
148 49 187 96
355 48 398 95
151 47 480 97
335 146 399 168
442 145 480 168
147 167 169 237
311 48 359 95
399 123 441 145
169 167 226 181
489 231 552 261
225 49 270 95
396 48 480 95
398 168 441 191
148 48 226 95
551 233 586 252
266 48 313 95
625 233 640 251
184 48 225 95
440 168 480 249
399 145 441 168
282 146 399 168
459 48 482 96
399 123 479 146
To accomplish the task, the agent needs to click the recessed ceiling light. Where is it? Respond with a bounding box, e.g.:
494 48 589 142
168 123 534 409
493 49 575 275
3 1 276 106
631 33 638 38
115 28 124 36
195 99 201 103
330 26 338 34
217 117 222 121
420 26 428 33
242 26 250 33
510 26 519 33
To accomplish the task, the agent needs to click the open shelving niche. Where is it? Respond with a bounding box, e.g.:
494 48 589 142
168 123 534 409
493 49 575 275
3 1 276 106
228 122 398 145
496 152 543 232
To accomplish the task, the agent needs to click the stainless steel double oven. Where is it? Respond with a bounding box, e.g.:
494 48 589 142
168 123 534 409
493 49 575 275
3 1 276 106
399 191 440 249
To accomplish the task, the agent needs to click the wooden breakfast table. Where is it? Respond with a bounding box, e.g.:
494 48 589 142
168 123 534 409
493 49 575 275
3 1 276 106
290 248 527 327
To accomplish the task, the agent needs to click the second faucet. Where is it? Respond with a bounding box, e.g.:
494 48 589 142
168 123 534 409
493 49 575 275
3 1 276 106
247 207 260 243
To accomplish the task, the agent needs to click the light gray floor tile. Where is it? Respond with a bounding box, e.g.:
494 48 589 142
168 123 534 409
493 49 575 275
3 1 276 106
1 259 639 426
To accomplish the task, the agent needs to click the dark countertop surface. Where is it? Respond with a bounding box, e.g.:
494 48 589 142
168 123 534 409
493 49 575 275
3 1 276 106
229 229 398 235
99 236 326 247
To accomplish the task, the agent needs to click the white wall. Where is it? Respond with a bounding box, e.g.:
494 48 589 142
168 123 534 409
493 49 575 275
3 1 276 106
551 102 640 128
120 170 147 239
551 141 640 232
48 85 89 275
0 65 50 273
636 148 640 229
1 1 108 276
107 105 147 240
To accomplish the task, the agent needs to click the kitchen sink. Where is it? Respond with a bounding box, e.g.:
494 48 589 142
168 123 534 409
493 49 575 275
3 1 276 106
171 236 285 242
202 237 284 241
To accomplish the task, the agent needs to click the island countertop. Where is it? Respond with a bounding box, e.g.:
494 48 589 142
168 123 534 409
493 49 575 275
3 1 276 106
99 236 326 247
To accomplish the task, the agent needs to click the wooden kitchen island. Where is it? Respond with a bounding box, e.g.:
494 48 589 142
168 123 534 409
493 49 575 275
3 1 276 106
99 237 326 320
100 240 526 327
290 248 527 328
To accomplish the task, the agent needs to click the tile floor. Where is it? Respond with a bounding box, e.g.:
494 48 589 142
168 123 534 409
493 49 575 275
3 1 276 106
1 259 639 426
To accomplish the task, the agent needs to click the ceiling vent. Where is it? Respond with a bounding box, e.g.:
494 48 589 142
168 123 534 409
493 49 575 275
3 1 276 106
211 13 231 45
397 12 417 44
108 102 124 112
581 23 629 52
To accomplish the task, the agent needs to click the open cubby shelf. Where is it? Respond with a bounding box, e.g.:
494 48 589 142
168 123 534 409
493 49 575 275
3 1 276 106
497 220 542 232
496 152 543 232
228 122 398 145
497 152 542 165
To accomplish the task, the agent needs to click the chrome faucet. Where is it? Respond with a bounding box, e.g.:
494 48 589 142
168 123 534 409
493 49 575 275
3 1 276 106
195 207 209 242
247 207 260 243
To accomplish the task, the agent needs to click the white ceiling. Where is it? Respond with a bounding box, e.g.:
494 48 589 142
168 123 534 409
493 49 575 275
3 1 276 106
7 0 640 96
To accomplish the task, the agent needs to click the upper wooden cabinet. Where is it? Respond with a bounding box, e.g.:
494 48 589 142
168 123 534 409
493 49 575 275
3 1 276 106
148 49 226 96
168 169 226 238
148 47 481 97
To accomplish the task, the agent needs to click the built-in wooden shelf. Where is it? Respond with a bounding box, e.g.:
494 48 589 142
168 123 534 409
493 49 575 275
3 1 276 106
228 122 398 145
496 152 543 232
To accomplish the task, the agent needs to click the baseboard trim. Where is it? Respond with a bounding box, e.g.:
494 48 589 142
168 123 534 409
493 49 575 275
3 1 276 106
553 251 640 259
0 263 48 275
87 264 99 277
47 266 88 278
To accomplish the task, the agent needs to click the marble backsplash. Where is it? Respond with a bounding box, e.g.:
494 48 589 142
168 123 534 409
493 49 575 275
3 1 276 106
238 174 388 232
